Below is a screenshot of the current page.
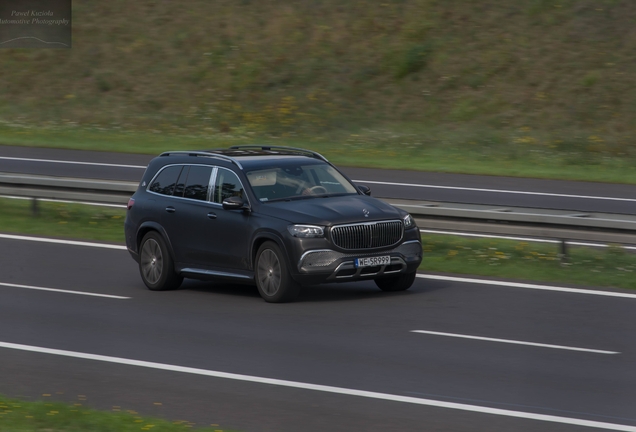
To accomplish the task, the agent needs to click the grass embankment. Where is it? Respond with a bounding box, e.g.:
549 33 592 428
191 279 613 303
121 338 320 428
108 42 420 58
423 234 636 290
0 395 230 431
2 1 636 182
3 125 636 184
1 198 125 243
2 198 635 290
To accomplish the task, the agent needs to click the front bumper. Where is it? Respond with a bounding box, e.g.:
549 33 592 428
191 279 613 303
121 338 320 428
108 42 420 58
291 240 422 284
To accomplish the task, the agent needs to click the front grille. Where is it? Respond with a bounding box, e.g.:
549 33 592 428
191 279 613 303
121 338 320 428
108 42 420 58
331 220 403 250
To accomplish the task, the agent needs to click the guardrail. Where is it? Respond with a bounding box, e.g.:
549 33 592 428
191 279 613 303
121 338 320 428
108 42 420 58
0 173 136 212
2 172 636 257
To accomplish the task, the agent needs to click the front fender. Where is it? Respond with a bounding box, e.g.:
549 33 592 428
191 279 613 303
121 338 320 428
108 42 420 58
250 230 291 271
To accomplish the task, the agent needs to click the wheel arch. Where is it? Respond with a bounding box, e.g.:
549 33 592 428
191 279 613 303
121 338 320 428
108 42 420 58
137 222 178 268
250 231 290 271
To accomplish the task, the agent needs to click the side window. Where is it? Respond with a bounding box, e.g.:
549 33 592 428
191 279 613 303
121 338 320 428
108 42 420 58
149 166 183 196
184 165 213 201
173 166 190 197
213 169 245 204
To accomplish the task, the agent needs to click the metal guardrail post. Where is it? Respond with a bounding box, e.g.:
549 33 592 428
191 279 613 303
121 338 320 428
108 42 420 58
559 239 569 264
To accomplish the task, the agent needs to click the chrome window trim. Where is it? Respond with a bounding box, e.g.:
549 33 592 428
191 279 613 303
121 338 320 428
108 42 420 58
207 166 218 202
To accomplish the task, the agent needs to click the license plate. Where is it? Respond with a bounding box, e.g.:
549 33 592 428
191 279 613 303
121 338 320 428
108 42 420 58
355 255 390 268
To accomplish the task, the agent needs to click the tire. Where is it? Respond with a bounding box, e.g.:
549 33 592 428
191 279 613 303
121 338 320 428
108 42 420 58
139 232 183 291
255 241 300 303
374 271 417 292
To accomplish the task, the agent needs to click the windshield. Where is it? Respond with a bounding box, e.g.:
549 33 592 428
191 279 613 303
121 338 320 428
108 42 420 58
245 163 358 202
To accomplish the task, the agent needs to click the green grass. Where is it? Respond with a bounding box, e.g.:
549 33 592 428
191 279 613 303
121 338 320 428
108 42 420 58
2 197 635 291
2 1 636 183
3 124 636 184
0 395 232 431
421 234 636 290
0 198 126 243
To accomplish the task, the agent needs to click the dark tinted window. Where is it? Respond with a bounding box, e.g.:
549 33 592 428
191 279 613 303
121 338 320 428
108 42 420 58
149 166 182 196
184 165 213 201
213 169 244 203
173 166 190 197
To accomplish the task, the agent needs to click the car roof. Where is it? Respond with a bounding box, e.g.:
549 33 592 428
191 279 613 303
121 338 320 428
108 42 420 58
158 146 329 171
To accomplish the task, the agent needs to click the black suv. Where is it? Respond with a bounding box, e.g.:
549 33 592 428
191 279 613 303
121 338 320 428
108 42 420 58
125 146 422 302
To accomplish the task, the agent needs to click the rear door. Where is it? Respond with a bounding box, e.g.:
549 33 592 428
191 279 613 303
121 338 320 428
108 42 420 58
164 164 216 266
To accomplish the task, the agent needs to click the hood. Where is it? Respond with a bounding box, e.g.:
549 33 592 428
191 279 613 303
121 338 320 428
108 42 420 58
256 194 404 226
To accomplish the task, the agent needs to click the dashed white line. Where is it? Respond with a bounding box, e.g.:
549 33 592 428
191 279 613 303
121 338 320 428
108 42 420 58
354 179 636 203
0 156 146 169
0 282 130 299
0 233 127 250
410 330 619 355
0 341 634 431
417 274 636 299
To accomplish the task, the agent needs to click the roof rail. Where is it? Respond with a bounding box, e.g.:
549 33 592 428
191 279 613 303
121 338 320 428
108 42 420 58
159 151 243 169
229 145 329 162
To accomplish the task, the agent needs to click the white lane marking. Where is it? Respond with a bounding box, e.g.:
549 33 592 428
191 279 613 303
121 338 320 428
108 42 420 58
0 282 130 299
410 330 619 355
417 274 636 299
0 233 127 250
0 195 127 208
419 229 636 250
0 342 634 431
355 179 636 203
0 156 146 169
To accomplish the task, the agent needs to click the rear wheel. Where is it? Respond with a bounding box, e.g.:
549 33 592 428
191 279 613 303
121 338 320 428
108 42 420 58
139 232 183 291
374 271 416 292
255 241 300 303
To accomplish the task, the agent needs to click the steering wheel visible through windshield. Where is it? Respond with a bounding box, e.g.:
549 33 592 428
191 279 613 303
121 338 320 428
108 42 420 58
246 163 358 202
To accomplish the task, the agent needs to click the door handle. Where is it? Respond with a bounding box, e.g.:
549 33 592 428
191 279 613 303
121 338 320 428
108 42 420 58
165 206 176 213
207 212 217 219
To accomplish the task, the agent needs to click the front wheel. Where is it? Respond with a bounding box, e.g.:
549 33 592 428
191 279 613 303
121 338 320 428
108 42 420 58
255 241 300 303
139 232 183 291
374 271 416 292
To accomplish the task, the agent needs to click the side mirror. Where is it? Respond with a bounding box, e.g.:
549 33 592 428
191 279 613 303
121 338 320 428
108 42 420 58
357 185 371 196
222 195 248 210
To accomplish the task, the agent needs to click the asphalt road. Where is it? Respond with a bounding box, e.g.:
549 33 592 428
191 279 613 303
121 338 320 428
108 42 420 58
1 236 635 431
2 144 636 431
1 145 635 214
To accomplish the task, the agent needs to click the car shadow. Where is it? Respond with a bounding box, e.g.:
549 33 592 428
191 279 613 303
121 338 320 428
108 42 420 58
179 275 445 303
181 279 261 298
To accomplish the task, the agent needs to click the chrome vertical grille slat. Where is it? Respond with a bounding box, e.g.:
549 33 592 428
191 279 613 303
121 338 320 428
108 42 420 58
331 220 403 250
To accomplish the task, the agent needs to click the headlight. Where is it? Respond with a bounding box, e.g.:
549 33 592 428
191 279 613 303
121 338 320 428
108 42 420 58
288 224 325 238
403 214 415 229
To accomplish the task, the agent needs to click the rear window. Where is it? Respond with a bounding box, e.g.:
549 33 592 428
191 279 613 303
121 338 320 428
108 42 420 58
149 166 183 196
